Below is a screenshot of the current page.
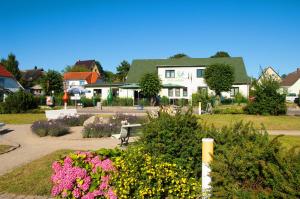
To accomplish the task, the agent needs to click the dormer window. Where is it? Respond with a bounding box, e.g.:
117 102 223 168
196 69 205 78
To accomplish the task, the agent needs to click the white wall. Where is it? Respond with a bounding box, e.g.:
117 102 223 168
66 80 87 89
287 79 300 95
157 67 249 99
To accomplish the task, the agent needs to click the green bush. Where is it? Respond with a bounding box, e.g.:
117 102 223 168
160 96 169 105
245 77 286 115
208 122 300 198
34 95 46 106
139 110 204 178
234 92 248 105
80 97 93 107
192 91 211 110
82 123 117 138
112 146 202 198
102 97 133 106
0 90 38 113
47 123 70 137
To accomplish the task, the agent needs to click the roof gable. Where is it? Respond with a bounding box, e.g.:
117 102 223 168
281 68 300 86
0 64 14 78
126 57 249 84
64 72 99 84
75 60 96 70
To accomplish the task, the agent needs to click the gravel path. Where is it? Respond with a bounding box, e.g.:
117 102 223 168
0 124 130 176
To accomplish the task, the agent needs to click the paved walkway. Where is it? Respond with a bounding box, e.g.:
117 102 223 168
0 124 130 176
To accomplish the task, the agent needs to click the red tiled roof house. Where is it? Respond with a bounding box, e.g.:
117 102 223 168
0 64 23 101
63 72 100 89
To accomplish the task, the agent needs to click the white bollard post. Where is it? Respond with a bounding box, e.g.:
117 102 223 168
202 138 214 198
64 102 67 110
199 102 202 115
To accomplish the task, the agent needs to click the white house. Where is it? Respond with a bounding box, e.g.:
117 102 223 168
63 72 99 91
281 68 300 95
258 66 281 83
84 57 250 104
0 64 23 101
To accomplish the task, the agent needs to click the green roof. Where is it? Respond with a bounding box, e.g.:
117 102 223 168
162 83 185 88
126 57 250 84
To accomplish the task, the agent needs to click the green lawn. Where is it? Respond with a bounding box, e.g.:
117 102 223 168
0 145 12 154
199 114 300 130
0 113 46 124
270 135 300 151
0 150 72 196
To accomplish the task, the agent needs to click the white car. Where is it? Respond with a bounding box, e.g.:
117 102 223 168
286 93 298 103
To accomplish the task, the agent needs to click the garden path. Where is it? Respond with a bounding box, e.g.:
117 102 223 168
0 124 135 176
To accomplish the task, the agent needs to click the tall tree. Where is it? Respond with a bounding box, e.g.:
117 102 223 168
116 60 130 82
1 53 21 80
139 73 162 106
103 70 116 82
210 51 231 58
40 70 63 95
204 63 234 96
169 53 189 59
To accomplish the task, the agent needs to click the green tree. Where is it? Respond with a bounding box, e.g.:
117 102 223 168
169 53 189 59
139 73 162 106
40 70 63 95
204 63 234 96
103 70 116 82
210 51 231 58
116 60 130 82
0 53 21 80
245 75 286 115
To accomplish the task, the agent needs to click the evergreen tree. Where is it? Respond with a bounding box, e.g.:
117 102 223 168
116 60 130 82
1 53 21 80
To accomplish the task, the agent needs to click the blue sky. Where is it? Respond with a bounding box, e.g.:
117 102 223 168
1 0 300 77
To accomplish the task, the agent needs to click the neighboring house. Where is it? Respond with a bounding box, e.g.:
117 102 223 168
0 64 23 101
258 66 281 83
21 66 44 95
85 57 250 104
74 60 100 74
281 68 300 96
64 72 100 90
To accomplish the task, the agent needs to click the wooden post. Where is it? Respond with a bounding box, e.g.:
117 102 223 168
199 102 202 115
202 138 214 198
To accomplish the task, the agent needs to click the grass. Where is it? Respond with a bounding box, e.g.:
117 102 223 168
0 113 46 124
0 149 72 196
270 135 300 151
0 145 12 153
199 114 300 130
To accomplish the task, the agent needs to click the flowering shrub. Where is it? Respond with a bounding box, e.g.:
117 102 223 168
54 115 92 127
111 147 202 198
31 120 70 137
51 151 117 199
82 123 118 138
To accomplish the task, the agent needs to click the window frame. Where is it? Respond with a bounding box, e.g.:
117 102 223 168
175 88 180 97
196 69 205 78
183 87 188 97
165 70 175 78
168 88 174 97
198 86 208 94
230 87 239 97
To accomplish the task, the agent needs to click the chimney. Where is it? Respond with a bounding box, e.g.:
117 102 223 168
298 68 300 73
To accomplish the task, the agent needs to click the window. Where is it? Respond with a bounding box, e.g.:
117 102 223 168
198 87 208 94
79 80 85 85
196 69 205 78
183 87 188 97
175 88 180 97
168 88 174 97
165 70 175 78
230 87 239 97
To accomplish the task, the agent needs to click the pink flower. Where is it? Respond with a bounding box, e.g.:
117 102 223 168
72 188 81 198
51 186 60 196
101 159 115 171
82 192 94 199
99 175 110 190
106 188 117 199
52 161 62 173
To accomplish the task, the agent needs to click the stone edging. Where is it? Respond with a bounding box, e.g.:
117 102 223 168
0 144 21 155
